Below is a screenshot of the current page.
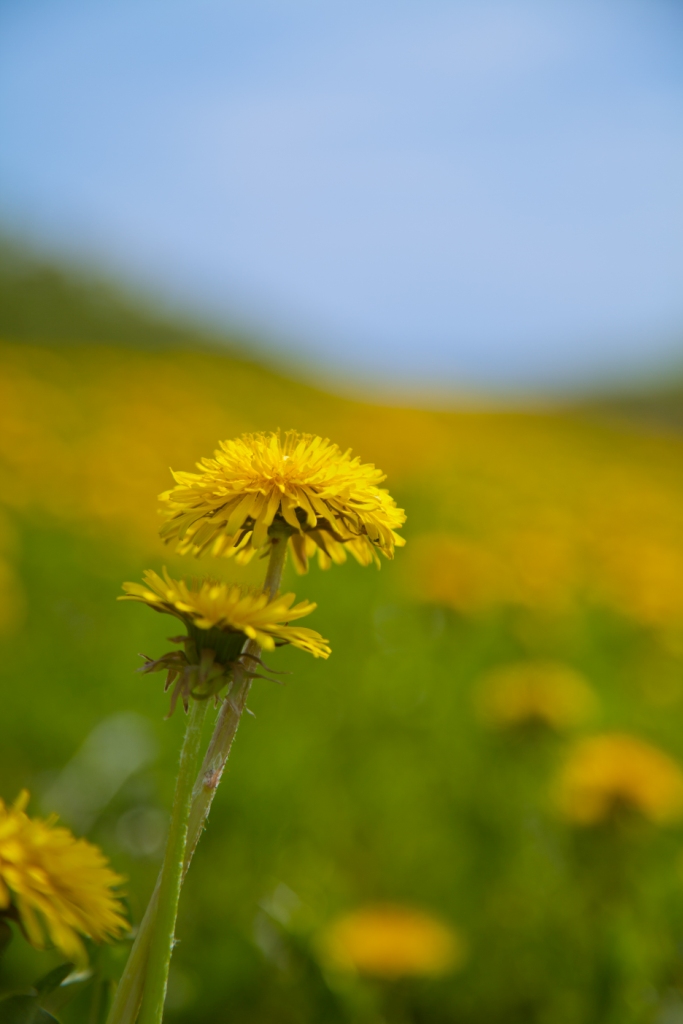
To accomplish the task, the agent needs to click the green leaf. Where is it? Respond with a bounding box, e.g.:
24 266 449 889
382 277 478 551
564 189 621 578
35 965 74 998
86 978 115 1024
0 993 61 1024
34 1009 61 1024
0 921 13 958
41 969 93 1017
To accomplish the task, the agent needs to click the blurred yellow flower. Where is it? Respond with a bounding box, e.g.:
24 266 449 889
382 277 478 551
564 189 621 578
406 534 501 613
477 661 596 732
0 791 127 964
557 734 683 826
120 568 330 658
591 535 683 631
496 527 579 611
320 904 463 979
158 430 406 573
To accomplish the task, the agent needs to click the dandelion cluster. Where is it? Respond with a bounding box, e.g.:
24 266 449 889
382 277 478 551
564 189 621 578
119 431 407 709
4 345 683 632
0 791 127 963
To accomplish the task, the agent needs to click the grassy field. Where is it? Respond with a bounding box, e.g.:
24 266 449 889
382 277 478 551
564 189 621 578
2 251 683 1022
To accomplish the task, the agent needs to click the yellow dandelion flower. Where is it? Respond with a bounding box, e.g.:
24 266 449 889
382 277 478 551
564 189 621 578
477 661 596 732
0 791 127 964
556 733 683 826
121 568 330 657
158 430 406 573
320 904 463 979
120 569 330 714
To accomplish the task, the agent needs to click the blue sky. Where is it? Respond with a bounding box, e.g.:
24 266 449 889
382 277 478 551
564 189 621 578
1 0 682 391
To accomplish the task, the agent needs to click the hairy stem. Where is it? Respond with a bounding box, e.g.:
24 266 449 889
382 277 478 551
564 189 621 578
184 532 288 868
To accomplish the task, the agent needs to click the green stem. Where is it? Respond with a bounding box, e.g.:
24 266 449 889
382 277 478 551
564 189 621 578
184 529 288 869
105 885 158 1024
106 530 289 1024
138 698 208 1024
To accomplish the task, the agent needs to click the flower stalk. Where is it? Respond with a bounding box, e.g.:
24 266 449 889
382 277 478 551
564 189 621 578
137 697 209 1024
185 525 289 867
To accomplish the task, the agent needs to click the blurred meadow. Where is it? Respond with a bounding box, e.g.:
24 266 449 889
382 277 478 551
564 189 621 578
2 248 683 1023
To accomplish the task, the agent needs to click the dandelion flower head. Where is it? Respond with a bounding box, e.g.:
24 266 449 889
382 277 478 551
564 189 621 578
320 904 463 979
477 661 596 732
557 733 683 826
159 430 406 573
0 791 127 963
120 569 330 660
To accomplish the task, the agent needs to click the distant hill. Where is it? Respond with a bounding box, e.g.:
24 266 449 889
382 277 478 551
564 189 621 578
579 385 683 433
1 236 682 434
0 237 248 354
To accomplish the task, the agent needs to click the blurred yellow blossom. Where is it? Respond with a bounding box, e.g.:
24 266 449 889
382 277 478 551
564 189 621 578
556 734 683 826
320 904 463 979
159 430 406 573
590 535 683 631
495 527 580 611
477 661 596 732
406 529 580 616
405 534 501 613
0 791 127 964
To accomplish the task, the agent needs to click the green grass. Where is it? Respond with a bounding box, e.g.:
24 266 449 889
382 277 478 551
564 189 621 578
3 516 683 1023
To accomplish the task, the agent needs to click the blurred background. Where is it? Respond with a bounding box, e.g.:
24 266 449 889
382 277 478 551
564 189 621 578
1 1 683 1021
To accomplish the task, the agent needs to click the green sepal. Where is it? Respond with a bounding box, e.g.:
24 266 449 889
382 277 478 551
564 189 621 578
187 622 245 666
